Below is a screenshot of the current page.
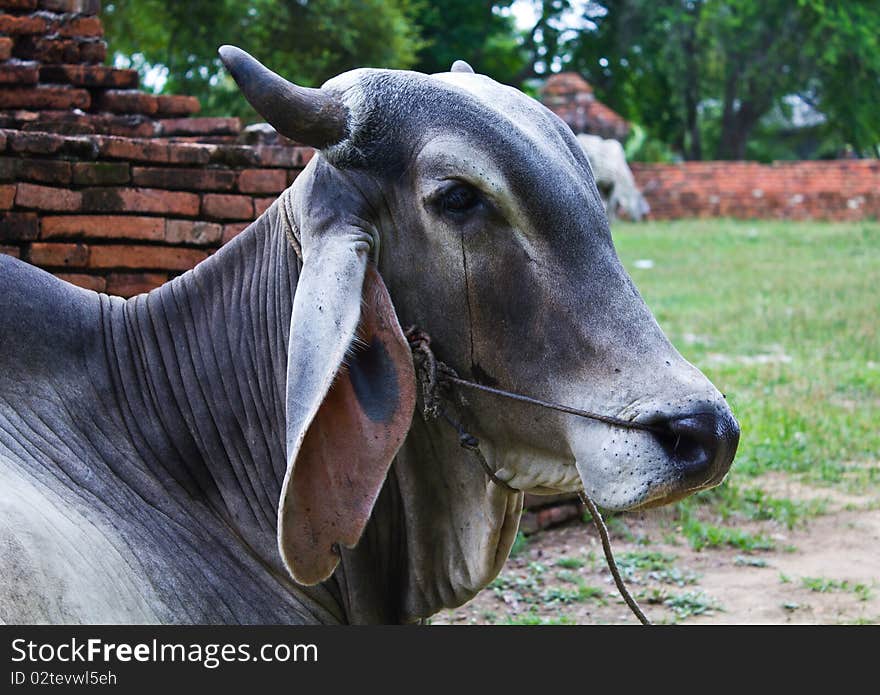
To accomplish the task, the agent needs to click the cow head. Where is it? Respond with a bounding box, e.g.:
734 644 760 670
220 48 739 602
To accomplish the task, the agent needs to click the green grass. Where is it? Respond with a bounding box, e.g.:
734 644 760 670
614 220 880 489
503 612 577 625
643 588 722 620
555 557 587 570
612 220 879 538
801 576 873 600
542 584 605 604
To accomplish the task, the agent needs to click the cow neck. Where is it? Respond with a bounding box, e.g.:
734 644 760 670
99 201 299 577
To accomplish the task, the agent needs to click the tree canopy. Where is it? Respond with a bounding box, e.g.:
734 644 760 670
104 0 880 160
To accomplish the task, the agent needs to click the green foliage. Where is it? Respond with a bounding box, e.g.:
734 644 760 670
102 2 879 156
563 0 880 159
412 0 527 85
102 0 424 118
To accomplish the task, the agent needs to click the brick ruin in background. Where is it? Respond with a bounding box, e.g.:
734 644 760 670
1 0 312 296
541 72 630 142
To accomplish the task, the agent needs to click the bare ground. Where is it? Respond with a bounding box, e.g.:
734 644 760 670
432 472 880 625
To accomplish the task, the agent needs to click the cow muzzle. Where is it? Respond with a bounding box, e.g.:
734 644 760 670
646 405 740 495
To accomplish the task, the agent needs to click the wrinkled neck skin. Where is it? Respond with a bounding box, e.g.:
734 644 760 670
101 191 520 623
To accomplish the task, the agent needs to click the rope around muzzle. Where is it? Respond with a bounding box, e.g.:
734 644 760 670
406 326 652 625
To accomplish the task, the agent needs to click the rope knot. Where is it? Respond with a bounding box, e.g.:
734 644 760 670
405 325 463 422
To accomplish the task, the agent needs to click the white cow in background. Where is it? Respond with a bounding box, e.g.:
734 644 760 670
577 134 650 221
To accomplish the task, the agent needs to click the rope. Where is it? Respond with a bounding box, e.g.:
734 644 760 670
406 325 652 625
578 491 652 625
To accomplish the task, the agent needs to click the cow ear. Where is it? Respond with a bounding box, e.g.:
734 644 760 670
279 229 416 586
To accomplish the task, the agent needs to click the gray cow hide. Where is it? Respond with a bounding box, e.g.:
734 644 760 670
0 198 518 624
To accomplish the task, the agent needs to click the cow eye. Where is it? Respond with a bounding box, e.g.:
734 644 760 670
439 183 481 215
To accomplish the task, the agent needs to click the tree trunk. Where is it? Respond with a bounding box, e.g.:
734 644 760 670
682 23 702 160
717 64 763 160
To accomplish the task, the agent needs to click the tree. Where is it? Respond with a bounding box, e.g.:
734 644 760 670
102 0 425 119
558 0 880 159
102 1 880 158
412 0 526 84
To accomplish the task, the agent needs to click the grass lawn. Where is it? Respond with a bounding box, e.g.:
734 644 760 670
612 219 879 536
614 219 879 486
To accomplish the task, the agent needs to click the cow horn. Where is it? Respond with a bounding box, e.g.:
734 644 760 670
219 45 349 149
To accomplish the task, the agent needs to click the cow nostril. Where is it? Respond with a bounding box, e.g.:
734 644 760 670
653 410 739 486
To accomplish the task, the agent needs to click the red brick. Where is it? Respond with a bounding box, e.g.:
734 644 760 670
131 167 236 191
56 15 103 38
165 219 222 246
156 95 200 116
0 211 38 240
95 90 159 116
0 60 39 85
208 144 258 167
39 65 138 89
158 117 241 137
42 215 165 241
105 272 167 297
253 196 275 216
6 130 99 158
0 1 38 11
12 36 77 62
77 39 106 64
165 142 213 165
0 157 71 185
56 273 106 292
15 183 82 211
254 146 295 168
256 145 315 168
0 37 12 61
29 241 89 267
201 194 253 221
0 14 46 35
71 161 130 186
95 136 212 165
89 245 208 271
0 244 20 259
237 168 287 194
221 222 248 244
81 187 200 217
96 136 169 163
1 86 90 110
0 184 14 209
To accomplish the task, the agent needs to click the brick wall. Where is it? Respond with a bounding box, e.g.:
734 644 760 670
632 159 880 221
1 0 313 296
0 128 312 294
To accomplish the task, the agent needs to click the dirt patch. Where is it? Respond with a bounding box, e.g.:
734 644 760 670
432 473 880 625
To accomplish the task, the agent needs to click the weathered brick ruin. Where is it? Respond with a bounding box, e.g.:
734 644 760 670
632 160 880 220
2 2 878 302
1 0 312 296
542 72 631 141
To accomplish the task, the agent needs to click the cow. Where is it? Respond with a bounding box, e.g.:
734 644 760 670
577 133 650 221
0 48 738 624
